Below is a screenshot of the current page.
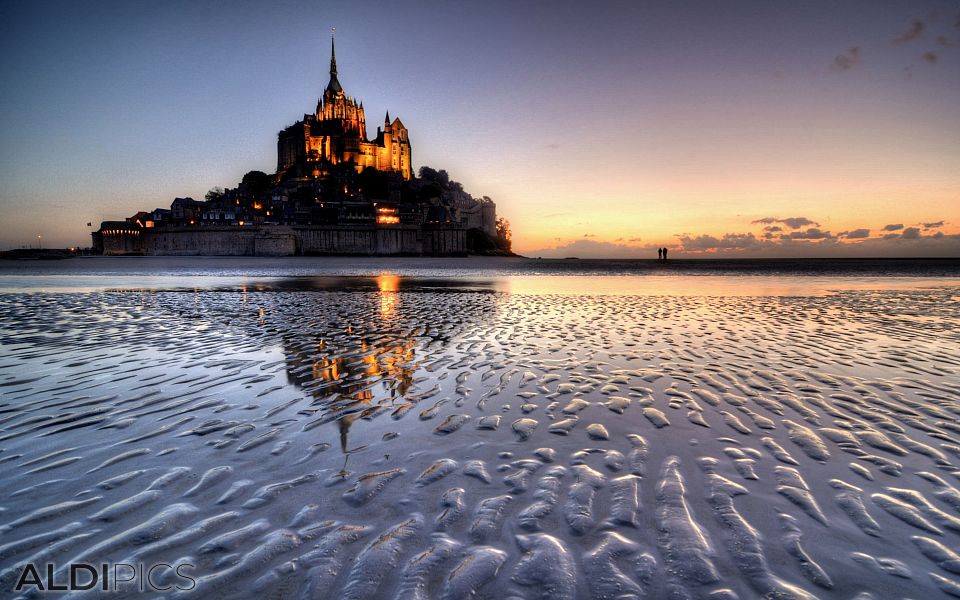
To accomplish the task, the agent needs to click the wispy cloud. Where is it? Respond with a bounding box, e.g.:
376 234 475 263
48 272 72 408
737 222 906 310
783 228 834 240
831 47 862 71
840 228 870 239
752 216 820 229
894 19 926 44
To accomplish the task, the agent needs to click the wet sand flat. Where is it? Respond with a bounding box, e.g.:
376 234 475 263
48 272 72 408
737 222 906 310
1 275 959 598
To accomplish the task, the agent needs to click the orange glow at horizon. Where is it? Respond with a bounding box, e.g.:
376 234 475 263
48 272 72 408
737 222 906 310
503 180 960 255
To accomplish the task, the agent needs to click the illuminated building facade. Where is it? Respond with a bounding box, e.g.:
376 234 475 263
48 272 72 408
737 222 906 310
277 37 413 181
91 35 490 256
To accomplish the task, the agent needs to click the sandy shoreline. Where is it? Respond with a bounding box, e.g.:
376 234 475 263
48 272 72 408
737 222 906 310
1 279 959 598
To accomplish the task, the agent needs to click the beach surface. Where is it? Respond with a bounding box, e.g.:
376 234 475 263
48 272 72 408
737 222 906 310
1 257 959 598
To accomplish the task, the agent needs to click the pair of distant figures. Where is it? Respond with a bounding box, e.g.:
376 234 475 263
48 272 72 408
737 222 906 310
657 247 669 260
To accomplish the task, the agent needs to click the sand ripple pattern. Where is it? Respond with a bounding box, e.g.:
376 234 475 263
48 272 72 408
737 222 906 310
0 286 958 598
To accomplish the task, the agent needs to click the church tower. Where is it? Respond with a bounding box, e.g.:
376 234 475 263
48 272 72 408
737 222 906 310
276 33 412 180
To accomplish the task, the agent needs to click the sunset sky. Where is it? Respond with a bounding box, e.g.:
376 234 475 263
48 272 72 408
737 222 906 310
1 0 958 256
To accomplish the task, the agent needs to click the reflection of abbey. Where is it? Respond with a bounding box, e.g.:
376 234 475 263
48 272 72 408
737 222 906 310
93 36 504 257
277 38 413 181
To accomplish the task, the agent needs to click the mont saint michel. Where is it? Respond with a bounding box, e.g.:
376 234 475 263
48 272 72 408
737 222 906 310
3 3 960 600
92 36 504 257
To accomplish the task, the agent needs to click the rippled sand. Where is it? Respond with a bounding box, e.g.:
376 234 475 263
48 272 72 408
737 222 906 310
1 281 959 599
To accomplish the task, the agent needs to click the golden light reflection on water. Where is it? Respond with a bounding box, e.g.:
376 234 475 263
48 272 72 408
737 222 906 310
286 281 419 454
498 276 958 297
377 274 400 318
273 274 957 456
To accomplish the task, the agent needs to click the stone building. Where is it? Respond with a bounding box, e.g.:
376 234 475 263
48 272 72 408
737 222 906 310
277 37 413 181
92 35 501 257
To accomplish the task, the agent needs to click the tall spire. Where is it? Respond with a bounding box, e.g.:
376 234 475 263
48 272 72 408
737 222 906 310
326 27 342 93
330 32 337 77
385 110 390 125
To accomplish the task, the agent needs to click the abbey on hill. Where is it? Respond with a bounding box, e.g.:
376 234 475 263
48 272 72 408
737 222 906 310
277 37 413 182
93 36 505 257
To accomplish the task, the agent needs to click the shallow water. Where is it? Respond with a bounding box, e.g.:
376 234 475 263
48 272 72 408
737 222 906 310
1 263 960 599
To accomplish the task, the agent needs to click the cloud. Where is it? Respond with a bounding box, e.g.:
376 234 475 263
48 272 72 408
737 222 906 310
901 227 921 239
831 47 862 71
527 239 651 259
583 233 596 238
830 230 960 256
679 232 761 252
922 221 944 229
522 227 960 259
894 19 926 44
628 237 642 242
781 217 820 229
673 229 960 258
751 216 819 229
841 228 870 239
764 225 783 233
923 51 939 64
783 228 834 240
883 223 904 231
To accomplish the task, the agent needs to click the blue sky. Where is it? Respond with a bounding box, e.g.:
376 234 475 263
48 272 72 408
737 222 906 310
1 0 958 255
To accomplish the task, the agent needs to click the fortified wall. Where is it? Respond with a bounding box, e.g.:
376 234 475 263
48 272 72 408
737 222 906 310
96 225 465 257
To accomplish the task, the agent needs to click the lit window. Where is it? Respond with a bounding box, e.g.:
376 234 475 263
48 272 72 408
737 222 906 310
376 206 400 225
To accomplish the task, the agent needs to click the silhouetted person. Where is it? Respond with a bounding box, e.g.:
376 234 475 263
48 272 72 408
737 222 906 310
663 247 668 260
657 248 662 260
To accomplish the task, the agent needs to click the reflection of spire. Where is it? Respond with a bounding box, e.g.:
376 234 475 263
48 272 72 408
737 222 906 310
281 288 428 454
339 414 353 453
326 29 342 93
